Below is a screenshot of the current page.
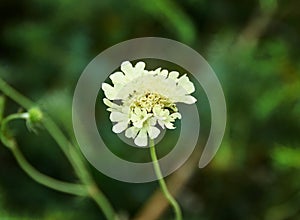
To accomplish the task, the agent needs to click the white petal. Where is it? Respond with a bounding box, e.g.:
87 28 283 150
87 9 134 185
110 112 127 122
149 117 157 126
170 112 182 120
153 105 161 116
109 71 127 85
102 83 117 99
121 61 135 78
125 126 139 138
157 120 165 128
169 71 179 80
177 75 195 93
148 126 160 139
103 98 121 110
134 129 148 147
182 95 197 104
133 120 144 129
112 122 128 133
149 68 161 75
165 122 175 129
135 61 146 72
160 69 168 78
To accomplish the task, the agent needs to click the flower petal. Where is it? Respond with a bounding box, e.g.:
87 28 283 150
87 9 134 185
134 129 148 147
152 105 161 115
182 95 197 104
121 61 136 79
125 126 139 138
134 61 146 73
102 83 117 100
149 117 157 126
170 112 182 120
109 71 127 85
177 74 195 93
160 69 168 78
112 122 128 133
157 120 165 128
169 71 179 80
149 67 161 75
165 122 175 129
110 112 127 122
103 98 121 110
148 126 160 139
121 61 133 72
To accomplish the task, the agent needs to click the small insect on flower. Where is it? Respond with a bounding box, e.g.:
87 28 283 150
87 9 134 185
102 61 197 147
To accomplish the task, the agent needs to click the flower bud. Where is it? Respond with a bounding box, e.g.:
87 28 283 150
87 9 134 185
28 107 43 124
25 107 43 133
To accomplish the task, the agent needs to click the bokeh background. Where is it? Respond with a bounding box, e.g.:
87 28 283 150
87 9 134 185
1 0 300 219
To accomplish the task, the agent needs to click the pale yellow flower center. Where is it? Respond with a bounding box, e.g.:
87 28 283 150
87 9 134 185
130 92 178 113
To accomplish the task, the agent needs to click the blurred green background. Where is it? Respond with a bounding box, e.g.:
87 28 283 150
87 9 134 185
0 0 300 219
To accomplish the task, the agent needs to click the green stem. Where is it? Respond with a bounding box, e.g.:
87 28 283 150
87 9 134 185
42 116 116 220
0 95 5 123
11 143 87 196
0 114 87 196
0 78 34 109
0 78 117 220
149 139 182 220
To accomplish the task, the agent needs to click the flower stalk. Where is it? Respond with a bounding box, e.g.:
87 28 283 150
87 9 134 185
149 139 182 220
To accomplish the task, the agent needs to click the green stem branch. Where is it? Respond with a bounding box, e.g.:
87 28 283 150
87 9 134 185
149 139 182 220
0 114 87 196
0 78 117 220
11 142 87 196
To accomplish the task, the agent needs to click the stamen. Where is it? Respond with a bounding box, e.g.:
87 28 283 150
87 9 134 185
130 92 178 113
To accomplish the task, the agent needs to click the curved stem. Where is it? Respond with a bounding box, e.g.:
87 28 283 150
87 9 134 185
149 139 182 220
12 143 87 196
0 78 117 220
0 114 87 196
42 116 116 220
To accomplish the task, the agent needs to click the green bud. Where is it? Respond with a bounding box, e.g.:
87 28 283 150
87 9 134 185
28 107 43 123
26 107 43 133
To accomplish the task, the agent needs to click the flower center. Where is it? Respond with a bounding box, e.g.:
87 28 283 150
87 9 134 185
130 92 178 113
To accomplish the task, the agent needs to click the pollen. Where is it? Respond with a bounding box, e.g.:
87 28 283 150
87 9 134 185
130 92 178 113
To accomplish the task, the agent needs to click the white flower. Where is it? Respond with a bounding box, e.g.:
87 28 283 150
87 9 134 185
102 61 197 147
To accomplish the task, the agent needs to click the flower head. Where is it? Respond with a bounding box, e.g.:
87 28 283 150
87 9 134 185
102 61 196 147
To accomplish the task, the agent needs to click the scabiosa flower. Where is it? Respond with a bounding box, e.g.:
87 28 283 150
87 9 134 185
102 61 197 147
